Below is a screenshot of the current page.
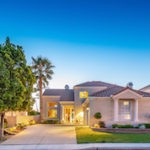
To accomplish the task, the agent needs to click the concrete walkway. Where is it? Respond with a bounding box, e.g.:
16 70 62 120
0 143 150 150
1 125 150 149
1 124 77 144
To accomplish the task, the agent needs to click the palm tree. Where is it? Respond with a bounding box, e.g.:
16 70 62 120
32 56 54 121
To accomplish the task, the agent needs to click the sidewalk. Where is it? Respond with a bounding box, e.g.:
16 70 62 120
0 143 150 150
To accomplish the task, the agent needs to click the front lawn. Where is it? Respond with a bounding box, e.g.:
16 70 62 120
76 127 150 143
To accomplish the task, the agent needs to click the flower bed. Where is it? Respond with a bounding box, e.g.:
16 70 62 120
92 128 150 133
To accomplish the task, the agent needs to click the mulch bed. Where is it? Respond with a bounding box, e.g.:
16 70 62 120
92 128 150 133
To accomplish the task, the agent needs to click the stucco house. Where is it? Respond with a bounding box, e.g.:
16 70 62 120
42 81 150 127
140 85 150 93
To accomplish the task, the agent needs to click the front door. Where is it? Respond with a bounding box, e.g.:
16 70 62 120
64 107 74 123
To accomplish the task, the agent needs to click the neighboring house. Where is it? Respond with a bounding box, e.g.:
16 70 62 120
140 85 150 93
42 81 150 127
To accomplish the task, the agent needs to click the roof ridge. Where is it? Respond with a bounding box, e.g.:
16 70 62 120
75 81 121 87
45 88 73 90
90 85 122 96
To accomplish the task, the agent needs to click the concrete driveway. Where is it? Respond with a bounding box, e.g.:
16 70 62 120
1 124 77 144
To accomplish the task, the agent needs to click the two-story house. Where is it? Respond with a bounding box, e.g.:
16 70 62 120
42 81 150 127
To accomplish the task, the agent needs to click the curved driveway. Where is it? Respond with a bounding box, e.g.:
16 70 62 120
2 124 77 144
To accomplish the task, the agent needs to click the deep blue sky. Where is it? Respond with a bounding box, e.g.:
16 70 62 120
0 0 150 89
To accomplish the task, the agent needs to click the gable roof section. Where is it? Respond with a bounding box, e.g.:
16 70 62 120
75 81 117 87
140 85 150 91
43 89 74 101
91 86 150 97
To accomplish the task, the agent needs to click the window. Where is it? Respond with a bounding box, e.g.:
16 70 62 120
48 102 57 107
120 100 131 120
47 102 58 118
48 109 57 118
79 91 88 98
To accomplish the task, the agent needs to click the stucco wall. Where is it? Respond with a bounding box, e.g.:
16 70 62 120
89 97 150 127
42 96 60 121
89 97 113 127
6 115 40 127
141 88 150 93
138 98 150 123
74 86 107 123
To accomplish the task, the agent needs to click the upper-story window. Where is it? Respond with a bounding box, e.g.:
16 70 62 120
79 91 88 99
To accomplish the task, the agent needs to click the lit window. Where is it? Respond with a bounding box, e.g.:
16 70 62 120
123 101 129 106
48 102 58 107
124 114 131 120
79 91 88 98
120 100 131 121
48 109 57 118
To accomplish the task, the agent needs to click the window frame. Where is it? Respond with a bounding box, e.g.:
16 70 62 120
79 91 88 99
120 100 132 121
47 101 58 119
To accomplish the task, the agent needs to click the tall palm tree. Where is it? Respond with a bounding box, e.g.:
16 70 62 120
32 56 54 121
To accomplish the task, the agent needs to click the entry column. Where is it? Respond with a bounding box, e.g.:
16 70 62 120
61 105 64 122
134 99 139 122
114 98 119 122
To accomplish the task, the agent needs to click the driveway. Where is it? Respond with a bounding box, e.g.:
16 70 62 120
1 124 77 144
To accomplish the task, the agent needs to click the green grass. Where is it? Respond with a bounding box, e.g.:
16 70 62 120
76 127 150 143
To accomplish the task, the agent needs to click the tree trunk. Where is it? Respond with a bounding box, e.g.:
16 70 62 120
0 112 5 139
39 77 43 122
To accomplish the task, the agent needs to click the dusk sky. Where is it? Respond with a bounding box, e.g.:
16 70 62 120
0 0 150 90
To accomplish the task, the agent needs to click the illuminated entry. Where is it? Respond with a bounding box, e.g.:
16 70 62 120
79 91 88 98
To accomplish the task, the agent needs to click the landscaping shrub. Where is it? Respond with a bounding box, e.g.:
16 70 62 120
112 124 118 128
94 112 102 119
112 124 134 128
143 124 150 128
28 110 40 116
138 124 150 129
4 118 8 128
16 123 27 130
42 120 59 124
29 120 36 125
98 121 105 128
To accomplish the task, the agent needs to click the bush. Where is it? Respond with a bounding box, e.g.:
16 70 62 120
112 124 134 128
28 110 40 116
42 120 59 124
29 120 36 125
138 124 150 128
98 121 105 128
112 124 118 128
16 123 27 130
144 124 150 128
4 118 8 128
94 112 102 119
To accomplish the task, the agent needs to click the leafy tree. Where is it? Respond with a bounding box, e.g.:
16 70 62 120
0 37 35 138
32 56 54 121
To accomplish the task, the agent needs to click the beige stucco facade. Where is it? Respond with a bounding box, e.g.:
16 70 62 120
42 82 150 127
82 89 150 127
74 86 107 124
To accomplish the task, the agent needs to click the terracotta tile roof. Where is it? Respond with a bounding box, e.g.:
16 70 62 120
43 89 74 101
75 81 117 87
91 86 150 97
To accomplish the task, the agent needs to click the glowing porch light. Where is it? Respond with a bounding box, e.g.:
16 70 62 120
86 107 89 111
78 112 84 118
